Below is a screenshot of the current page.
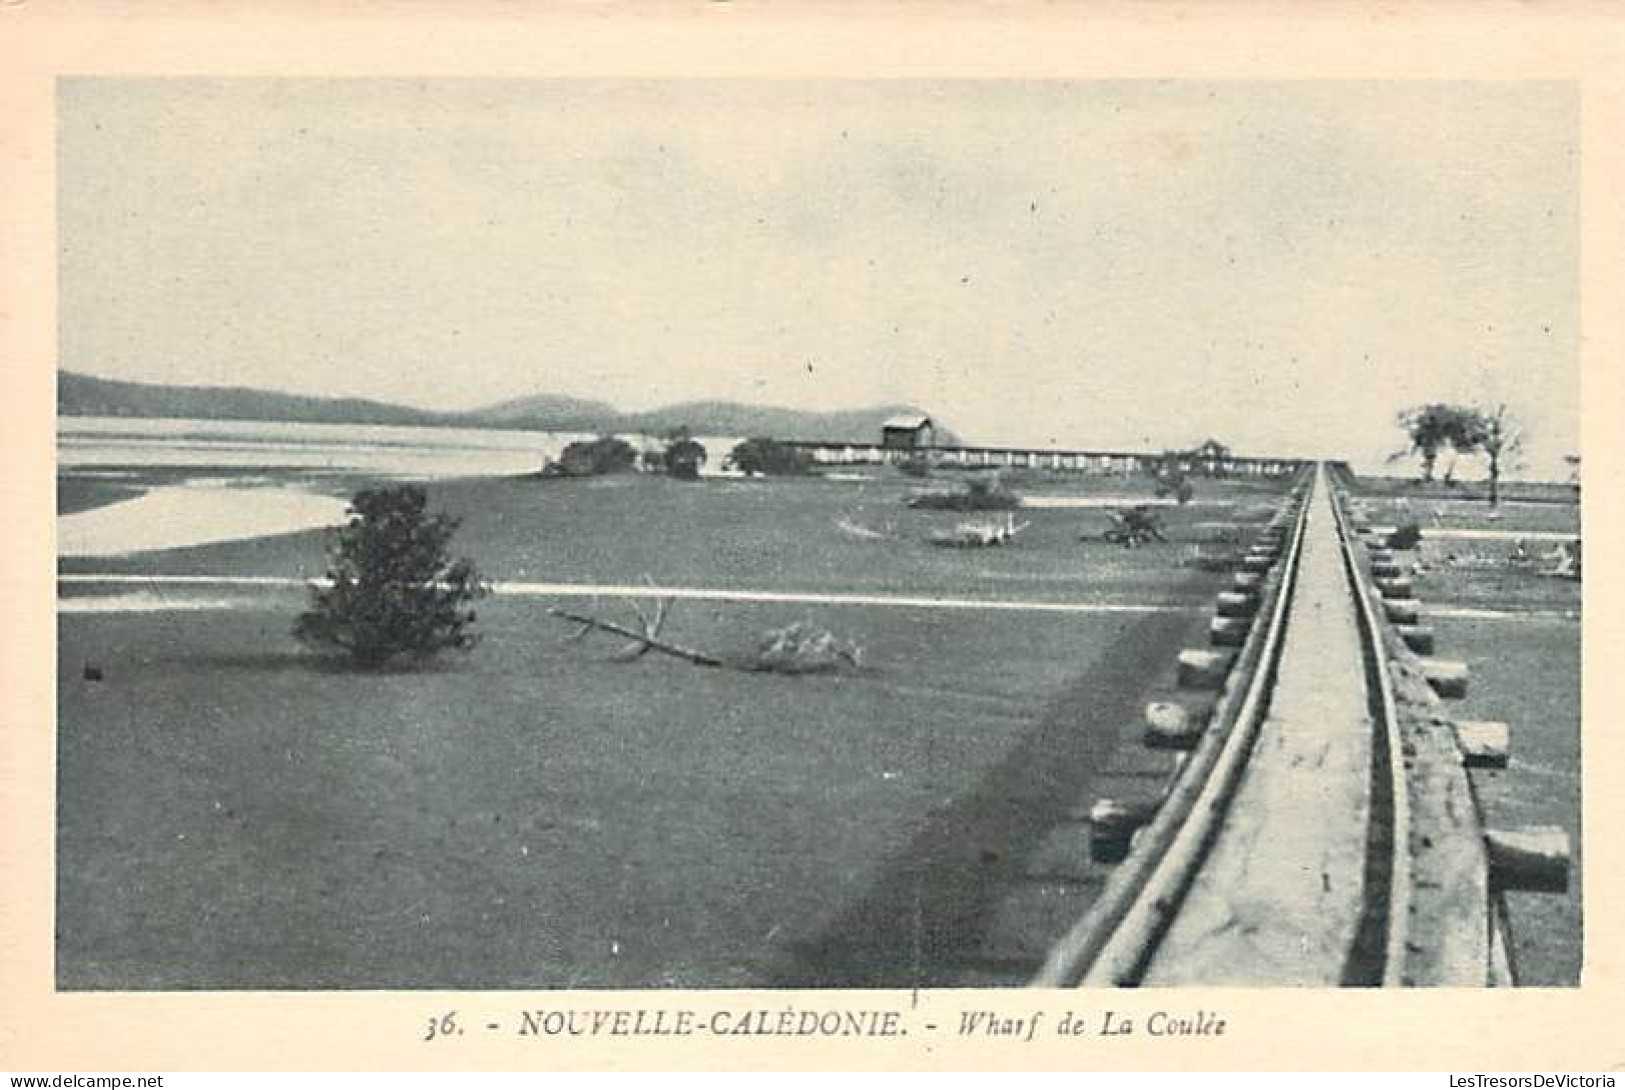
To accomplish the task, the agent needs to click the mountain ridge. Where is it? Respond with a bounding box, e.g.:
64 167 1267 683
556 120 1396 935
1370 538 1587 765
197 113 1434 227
58 370 950 445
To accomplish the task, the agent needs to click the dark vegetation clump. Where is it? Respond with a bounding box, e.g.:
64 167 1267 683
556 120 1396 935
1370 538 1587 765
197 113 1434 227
1102 505 1168 548
662 436 708 480
1151 453 1196 504
295 485 488 669
724 436 817 476
542 435 639 477
906 477 1022 511
749 621 863 674
1386 522 1424 550
1392 401 1522 506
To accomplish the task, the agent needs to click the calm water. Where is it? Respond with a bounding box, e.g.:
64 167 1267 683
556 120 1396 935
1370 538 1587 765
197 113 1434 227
59 415 601 479
57 416 750 557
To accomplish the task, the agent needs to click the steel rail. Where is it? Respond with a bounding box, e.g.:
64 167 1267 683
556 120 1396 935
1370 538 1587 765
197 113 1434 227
1030 466 1314 987
1030 461 1557 988
1324 465 1413 986
1032 462 1440 987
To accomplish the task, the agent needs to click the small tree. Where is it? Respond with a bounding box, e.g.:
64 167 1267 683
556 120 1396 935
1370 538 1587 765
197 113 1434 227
546 435 639 477
725 436 815 476
1104 505 1168 547
1462 403 1523 508
659 426 708 481
295 485 488 668
906 476 1021 511
1386 522 1424 550
1152 453 1194 504
1393 403 1479 483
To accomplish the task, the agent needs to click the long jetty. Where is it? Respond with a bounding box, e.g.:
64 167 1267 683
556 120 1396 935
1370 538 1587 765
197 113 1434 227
1025 462 1568 987
782 440 1302 477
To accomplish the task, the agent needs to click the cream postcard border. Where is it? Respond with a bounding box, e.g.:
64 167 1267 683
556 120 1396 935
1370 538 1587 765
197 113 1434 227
1 1 1620 1072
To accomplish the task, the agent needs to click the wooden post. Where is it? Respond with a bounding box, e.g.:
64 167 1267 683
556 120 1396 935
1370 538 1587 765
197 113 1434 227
1210 616 1250 647
1453 720 1510 768
1089 799 1160 863
1486 826 1570 894
1144 701 1206 750
1383 599 1421 625
1395 624 1436 654
1177 649 1234 690
1420 657 1470 698
1377 576 1415 599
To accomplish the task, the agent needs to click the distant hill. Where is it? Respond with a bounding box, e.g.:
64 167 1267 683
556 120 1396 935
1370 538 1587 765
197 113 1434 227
59 371 456 428
472 392 621 431
58 370 952 445
613 400 956 445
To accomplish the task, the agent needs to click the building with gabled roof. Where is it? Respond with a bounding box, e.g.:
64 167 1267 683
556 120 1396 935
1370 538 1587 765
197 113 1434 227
881 413 934 450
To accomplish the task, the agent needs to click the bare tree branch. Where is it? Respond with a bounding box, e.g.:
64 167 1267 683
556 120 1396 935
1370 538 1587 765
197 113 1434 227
651 595 670 636
548 606 725 667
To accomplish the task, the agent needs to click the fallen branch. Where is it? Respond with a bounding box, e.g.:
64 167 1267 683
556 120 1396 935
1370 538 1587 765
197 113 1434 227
548 605 724 667
552 602 865 675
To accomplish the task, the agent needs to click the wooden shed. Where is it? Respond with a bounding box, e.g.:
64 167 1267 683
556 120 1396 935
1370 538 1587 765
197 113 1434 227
881 413 934 450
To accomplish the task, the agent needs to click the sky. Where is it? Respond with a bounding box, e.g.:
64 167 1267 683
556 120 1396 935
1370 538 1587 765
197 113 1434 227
57 79 1579 477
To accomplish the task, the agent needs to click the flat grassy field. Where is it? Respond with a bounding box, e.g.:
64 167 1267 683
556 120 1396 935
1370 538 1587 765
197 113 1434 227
57 467 1583 987
1428 616 1582 985
1350 475 1581 614
60 472 1279 603
1410 556 1582 615
57 470 1269 989
1353 477 1583 985
1355 474 1579 508
1357 497 1580 538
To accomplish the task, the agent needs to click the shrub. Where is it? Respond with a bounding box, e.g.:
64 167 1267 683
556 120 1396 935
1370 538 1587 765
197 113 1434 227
663 437 709 480
725 437 816 476
750 621 863 674
906 477 1021 511
1103 505 1168 547
294 485 488 668
1152 454 1194 504
543 435 639 477
1386 522 1424 551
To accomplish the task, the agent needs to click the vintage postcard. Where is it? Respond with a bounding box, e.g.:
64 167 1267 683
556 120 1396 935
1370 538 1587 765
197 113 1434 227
2 1 1621 1073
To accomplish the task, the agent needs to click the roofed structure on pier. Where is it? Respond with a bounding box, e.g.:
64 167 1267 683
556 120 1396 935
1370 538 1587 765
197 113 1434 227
880 413 934 450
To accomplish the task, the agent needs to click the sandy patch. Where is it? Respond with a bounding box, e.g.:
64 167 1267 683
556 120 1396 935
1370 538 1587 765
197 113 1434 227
58 486 349 557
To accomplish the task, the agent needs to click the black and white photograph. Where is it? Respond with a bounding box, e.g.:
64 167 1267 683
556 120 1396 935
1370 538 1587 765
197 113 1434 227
49 76 1581 999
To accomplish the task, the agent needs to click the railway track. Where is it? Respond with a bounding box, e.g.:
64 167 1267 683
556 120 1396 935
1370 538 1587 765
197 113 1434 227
1030 462 1569 988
